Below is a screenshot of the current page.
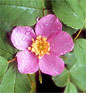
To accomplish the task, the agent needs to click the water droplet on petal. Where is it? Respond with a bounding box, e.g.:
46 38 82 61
25 51 27 54
15 41 18 45
53 67 57 73
16 54 18 57
36 17 40 22
57 19 59 22
50 21 53 24
40 25 43 28
58 27 60 29
47 15 50 17
22 37 26 41
52 43 54 46
52 30 54 32
27 28 30 31
22 53 25 56
26 32 30 35
22 60 25 62
45 24 48 26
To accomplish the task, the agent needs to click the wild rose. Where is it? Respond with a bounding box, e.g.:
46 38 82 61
11 14 73 76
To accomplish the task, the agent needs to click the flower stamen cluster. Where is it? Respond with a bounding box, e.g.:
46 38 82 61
28 35 50 58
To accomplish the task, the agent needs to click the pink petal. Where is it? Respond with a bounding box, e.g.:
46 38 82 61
11 26 36 50
35 14 62 38
16 50 39 74
39 54 64 76
48 31 74 56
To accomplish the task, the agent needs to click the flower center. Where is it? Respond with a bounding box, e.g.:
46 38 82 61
28 35 50 59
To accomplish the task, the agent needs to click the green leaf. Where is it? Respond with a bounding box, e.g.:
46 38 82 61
0 65 16 93
64 52 77 69
0 56 8 82
14 71 31 93
64 82 78 93
0 0 45 31
74 39 86 64
70 63 86 91
0 65 31 93
78 0 86 17
70 39 86 91
52 0 85 29
52 69 69 87
63 25 77 36
0 34 17 60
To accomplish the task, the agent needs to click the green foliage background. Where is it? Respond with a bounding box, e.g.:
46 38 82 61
0 0 86 93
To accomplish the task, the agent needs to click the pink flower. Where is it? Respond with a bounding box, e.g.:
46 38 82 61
11 14 73 76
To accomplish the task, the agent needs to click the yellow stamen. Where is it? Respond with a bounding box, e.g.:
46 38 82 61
32 38 34 42
28 35 50 58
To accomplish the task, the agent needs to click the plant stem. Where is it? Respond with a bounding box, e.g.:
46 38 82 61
39 69 42 84
42 8 45 16
74 18 86 41
74 28 82 41
27 74 36 93
8 57 16 63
